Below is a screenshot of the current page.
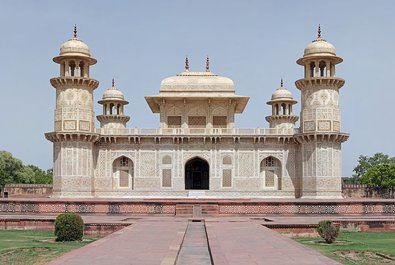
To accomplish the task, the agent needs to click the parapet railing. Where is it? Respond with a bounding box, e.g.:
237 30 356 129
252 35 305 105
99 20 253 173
95 127 299 136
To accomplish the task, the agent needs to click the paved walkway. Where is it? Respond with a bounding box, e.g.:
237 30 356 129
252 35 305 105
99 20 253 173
47 220 187 265
47 217 341 265
205 221 339 265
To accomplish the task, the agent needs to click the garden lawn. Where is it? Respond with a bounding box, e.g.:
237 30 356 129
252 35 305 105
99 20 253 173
295 232 395 265
0 230 98 265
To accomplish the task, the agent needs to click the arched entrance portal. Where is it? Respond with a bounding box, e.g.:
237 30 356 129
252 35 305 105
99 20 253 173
185 158 209 190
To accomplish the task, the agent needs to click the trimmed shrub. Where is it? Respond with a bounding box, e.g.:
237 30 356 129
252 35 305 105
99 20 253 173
316 220 339 244
54 213 84 241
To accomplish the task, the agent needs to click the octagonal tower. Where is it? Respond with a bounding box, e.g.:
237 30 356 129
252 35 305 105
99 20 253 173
45 26 99 197
295 26 349 199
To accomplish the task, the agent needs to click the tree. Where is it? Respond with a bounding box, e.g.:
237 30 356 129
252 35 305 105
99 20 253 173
353 153 395 178
25 165 53 184
0 150 53 188
360 164 395 198
0 151 24 187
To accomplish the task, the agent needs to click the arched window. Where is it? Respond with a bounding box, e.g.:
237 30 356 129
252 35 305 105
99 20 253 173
281 103 286 115
113 156 134 188
260 156 281 189
69 61 76 76
109 103 114 115
79 62 85 77
319 61 326 77
309 62 315 77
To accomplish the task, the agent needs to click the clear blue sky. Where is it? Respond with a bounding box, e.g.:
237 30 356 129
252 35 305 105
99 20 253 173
0 0 394 176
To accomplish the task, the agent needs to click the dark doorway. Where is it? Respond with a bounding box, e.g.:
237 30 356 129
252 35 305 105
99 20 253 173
185 158 209 190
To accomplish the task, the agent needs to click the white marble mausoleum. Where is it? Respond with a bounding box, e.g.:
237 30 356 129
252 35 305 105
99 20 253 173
45 26 349 199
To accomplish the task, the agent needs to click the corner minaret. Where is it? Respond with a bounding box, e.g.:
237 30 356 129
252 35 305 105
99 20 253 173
295 26 349 198
265 79 298 129
45 26 99 197
97 79 130 128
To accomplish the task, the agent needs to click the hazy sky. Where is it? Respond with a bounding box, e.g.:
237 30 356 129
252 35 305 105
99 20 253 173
0 0 394 176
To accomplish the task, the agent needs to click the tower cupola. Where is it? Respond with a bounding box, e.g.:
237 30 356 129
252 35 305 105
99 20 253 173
265 79 298 129
297 25 342 79
97 79 130 129
53 25 97 78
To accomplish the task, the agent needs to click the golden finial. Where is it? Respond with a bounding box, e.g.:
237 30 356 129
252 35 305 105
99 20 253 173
112 78 115 87
73 24 77 38
280 78 284 87
185 56 189 71
206 56 210 72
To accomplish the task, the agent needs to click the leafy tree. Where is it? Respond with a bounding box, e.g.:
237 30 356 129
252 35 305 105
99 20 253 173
0 150 53 188
0 151 24 187
353 153 395 178
360 164 395 198
16 166 36 184
25 165 53 184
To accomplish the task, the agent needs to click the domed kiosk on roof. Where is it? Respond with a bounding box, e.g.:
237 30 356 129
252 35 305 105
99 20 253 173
97 79 130 129
266 79 298 129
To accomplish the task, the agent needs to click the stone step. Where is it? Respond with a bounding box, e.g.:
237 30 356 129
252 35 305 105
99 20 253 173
176 204 194 216
201 204 219 216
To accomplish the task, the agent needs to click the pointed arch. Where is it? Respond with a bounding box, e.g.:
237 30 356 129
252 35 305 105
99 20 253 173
112 156 134 189
185 157 209 190
260 156 282 190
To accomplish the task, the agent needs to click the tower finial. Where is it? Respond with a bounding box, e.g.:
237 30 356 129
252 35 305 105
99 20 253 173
317 24 321 38
280 78 283 87
185 56 189 71
73 24 77 38
112 78 115 87
206 56 210 72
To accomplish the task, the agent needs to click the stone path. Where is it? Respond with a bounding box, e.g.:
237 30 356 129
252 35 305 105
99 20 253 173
205 221 340 265
47 220 187 265
47 217 341 265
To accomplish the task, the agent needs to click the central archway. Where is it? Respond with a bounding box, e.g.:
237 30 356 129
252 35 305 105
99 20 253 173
185 157 209 190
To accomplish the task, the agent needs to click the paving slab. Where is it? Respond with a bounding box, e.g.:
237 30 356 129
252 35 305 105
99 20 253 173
205 220 340 265
47 220 188 265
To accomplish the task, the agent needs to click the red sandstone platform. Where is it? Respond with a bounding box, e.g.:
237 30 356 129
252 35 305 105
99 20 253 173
0 198 394 216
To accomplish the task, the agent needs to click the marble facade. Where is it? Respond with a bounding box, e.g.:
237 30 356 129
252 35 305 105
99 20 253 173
45 26 349 198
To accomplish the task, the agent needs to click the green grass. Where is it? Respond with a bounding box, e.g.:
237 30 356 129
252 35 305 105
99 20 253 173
294 232 395 265
0 230 99 265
